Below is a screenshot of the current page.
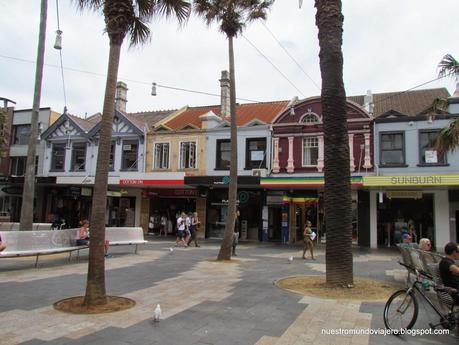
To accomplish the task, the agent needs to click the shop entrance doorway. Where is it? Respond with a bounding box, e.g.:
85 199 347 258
377 193 434 247
149 197 196 235
268 207 282 241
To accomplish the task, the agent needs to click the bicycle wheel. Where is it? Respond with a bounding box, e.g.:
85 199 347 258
384 289 418 335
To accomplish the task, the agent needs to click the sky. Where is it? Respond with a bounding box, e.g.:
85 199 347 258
1 0 459 117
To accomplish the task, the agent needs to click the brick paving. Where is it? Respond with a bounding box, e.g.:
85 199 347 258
0 239 457 345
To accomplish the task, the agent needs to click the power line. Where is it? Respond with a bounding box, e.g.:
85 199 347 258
262 22 320 91
241 34 306 97
0 54 260 103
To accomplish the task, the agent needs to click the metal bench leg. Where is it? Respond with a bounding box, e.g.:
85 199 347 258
77 249 80 262
68 251 72 262
135 244 138 254
35 254 39 268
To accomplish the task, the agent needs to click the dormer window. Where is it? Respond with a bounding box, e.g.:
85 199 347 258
299 110 320 124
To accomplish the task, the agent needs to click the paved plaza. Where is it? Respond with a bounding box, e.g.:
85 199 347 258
0 238 457 345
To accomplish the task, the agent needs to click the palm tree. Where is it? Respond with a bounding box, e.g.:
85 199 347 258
20 0 48 231
315 0 353 286
194 0 274 260
435 54 459 153
76 0 190 306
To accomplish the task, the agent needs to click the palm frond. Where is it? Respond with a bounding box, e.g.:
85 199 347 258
435 118 459 153
438 54 459 78
431 97 449 114
129 17 151 46
74 0 103 11
155 0 191 23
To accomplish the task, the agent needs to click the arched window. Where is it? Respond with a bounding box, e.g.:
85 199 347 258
299 109 321 124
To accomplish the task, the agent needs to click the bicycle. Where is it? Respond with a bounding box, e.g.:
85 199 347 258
383 261 458 335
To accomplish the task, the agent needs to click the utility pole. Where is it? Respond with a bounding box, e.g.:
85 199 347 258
20 0 48 230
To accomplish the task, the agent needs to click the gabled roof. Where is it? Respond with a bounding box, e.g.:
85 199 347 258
40 112 95 140
88 109 146 136
162 101 289 130
347 88 450 117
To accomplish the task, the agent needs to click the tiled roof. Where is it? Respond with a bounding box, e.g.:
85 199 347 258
68 114 96 132
347 88 450 117
129 109 177 128
163 101 289 130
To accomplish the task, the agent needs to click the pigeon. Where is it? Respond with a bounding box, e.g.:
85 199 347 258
153 304 161 322
288 256 293 263
169 247 174 254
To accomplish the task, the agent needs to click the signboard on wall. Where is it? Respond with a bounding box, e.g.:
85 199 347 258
363 174 459 187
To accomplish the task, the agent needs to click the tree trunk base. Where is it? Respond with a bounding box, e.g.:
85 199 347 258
53 296 135 314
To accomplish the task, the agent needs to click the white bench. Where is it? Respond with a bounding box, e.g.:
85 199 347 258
0 227 147 267
105 227 148 254
0 223 53 231
0 228 86 267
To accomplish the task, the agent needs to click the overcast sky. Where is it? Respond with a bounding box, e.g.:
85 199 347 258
1 0 458 117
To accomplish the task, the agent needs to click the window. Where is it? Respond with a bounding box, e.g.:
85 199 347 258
12 124 31 145
216 139 231 170
10 156 38 175
71 143 86 171
154 142 169 169
180 141 196 169
419 130 446 165
380 132 405 166
51 143 66 171
300 113 320 123
302 137 319 166
10 157 26 176
121 140 138 171
109 141 115 171
246 138 266 169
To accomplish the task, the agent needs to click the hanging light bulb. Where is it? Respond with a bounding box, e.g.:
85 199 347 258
151 82 157 96
54 30 63 50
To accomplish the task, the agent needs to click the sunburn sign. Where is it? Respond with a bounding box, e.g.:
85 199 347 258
363 174 459 187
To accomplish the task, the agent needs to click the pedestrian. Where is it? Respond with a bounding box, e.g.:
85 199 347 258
232 210 240 256
185 212 192 244
302 220 315 260
439 242 459 293
160 215 167 237
176 212 187 247
187 211 201 247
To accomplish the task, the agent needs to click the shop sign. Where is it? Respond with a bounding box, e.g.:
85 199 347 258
107 191 122 197
266 195 284 205
142 189 198 197
363 174 459 187
120 179 184 185
386 191 423 199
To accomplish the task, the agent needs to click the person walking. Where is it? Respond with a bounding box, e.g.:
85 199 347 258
187 211 201 247
232 210 240 256
302 220 315 260
176 212 187 247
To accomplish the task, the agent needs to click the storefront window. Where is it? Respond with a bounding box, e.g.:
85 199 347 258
51 143 66 171
121 140 138 171
71 143 86 171
380 132 405 165
216 139 231 170
302 137 318 166
246 138 266 169
419 130 445 165
154 142 169 169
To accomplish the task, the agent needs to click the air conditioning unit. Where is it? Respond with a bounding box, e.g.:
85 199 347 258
251 168 267 177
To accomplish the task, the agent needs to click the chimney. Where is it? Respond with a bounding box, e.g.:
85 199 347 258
219 71 230 118
115 81 128 113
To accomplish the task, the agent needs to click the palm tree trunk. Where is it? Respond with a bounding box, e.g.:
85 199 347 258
20 0 48 231
217 35 238 260
83 42 121 306
315 0 353 286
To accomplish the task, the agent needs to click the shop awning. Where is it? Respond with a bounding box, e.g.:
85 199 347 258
260 176 363 187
